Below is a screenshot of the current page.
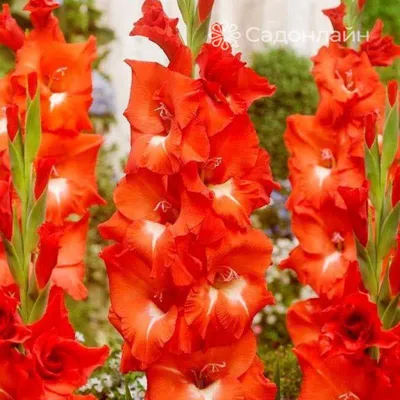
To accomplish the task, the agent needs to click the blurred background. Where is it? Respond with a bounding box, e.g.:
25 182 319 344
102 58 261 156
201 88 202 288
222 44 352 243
1 0 399 398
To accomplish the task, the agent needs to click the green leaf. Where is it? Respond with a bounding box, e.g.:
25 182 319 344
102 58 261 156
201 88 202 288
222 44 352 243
364 141 380 208
381 98 399 175
273 361 281 400
24 86 42 165
382 293 400 329
2 237 23 286
177 0 195 27
25 188 47 254
28 283 50 324
379 202 400 259
11 210 23 259
125 380 133 400
191 15 211 57
8 137 25 199
355 237 378 296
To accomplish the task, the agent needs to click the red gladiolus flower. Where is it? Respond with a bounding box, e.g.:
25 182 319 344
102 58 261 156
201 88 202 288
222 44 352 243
197 42 275 119
0 241 14 287
146 331 276 400
35 222 62 289
282 204 356 296
51 215 90 300
360 20 400 67
103 244 179 369
185 230 274 344
338 182 369 247
0 345 43 400
24 0 59 27
124 60 205 174
0 76 13 151
130 0 192 76
102 2 277 394
38 133 105 224
26 291 109 399
312 42 385 125
285 115 364 210
294 342 383 400
322 3 347 44
289 293 398 357
5 104 19 142
0 4 25 51
0 287 31 344
12 36 97 135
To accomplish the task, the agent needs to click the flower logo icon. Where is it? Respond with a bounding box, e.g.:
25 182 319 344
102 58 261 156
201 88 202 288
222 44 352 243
210 21 241 50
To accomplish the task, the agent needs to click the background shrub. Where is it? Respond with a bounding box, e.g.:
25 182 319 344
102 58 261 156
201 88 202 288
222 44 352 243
249 47 318 181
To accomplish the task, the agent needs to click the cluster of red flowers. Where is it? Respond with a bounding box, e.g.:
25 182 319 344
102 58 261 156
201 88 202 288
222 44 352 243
0 1 108 399
100 0 279 398
282 2 400 399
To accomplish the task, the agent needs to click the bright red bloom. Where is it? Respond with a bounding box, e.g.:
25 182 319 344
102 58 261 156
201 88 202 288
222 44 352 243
35 222 62 289
322 3 347 44
197 43 275 133
0 242 14 288
51 215 90 300
146 330 276 400
130 0 192 76
288 293 398 357
282 204 356 296
12 36 96 135
26 291 109 399
0 4 25 51
360 20 400 67
0 287 30 344
103 244 178 369
379 325 400 397
338 182 369 247
312 42 385 126
38 133 104 224
24 0 59 27
112 168 212 241
0 345 43 400
294 342 383 400
0 76 12 152
185 229 274 344
5 104 19 142
182 116 278 229
125 60 206 174
1 211 90 300
285 115 364 210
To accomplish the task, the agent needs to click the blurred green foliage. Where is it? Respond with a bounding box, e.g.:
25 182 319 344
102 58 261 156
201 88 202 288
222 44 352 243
361 0 400 83
261 345 301 400
362 0 400 42
249 47 318 181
